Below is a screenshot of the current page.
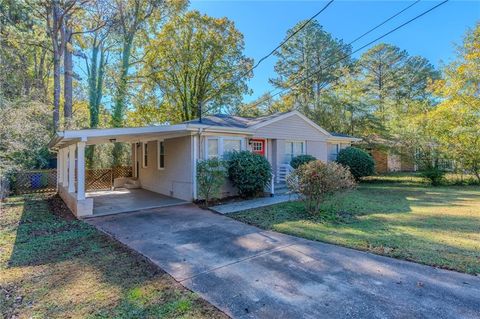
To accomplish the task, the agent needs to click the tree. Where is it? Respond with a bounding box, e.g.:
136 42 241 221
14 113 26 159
143 10 253 122
270 20 351 117
357 43 438 128
429 23 480 181
110 0 186 165
0 99 53 173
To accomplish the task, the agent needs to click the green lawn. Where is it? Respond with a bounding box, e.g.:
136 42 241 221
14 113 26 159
0 194 226 319
231 176 480 275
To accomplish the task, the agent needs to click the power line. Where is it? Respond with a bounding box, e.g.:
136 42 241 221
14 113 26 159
247 0 448 110
252 0 334 71
204 0 335 110
270 0 421 102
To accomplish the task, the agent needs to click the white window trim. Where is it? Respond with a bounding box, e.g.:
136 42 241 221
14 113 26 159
284 140 306 163
142 142 148 168
285 140 306 154
157 139 165 170
204 136 245 159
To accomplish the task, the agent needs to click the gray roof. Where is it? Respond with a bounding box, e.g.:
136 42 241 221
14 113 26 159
184 112 289 129
330 132 356 138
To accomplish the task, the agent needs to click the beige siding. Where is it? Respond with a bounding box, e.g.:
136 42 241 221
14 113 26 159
138 136 193 201
306 141 328 162
252 114 329 141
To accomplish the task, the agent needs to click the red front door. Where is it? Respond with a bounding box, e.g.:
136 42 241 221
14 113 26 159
251 139 266 156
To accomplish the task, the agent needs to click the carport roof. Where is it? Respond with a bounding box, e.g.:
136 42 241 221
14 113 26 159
49 122 253 150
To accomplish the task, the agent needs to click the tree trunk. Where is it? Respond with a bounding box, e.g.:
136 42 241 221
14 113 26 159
63 13 73 122
112 37 133 166
112 38 133 128
51 1 61 131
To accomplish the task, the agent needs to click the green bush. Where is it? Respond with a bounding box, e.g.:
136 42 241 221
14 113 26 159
196 158 227 206
290 154 316 169
287 160 356 214
336 147 375 180
421 167 445 186
226 151 271 198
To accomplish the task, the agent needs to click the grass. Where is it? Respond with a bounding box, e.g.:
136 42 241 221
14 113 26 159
0 194 227 319
231 174 480 275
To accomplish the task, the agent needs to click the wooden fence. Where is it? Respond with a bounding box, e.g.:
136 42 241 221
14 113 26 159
9 166 132 195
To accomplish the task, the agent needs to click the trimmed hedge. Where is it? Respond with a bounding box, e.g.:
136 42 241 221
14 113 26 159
226 151 271 198
336 147 375 180
290 154 316 169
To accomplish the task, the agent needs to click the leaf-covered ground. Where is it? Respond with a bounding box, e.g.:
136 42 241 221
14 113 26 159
0 194 227 319
231 176 480 275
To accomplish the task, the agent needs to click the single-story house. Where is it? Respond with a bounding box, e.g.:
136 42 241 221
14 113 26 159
49 110 360 218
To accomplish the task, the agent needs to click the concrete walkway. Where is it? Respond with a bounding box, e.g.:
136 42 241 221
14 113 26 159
87 205 480 319
211 194 298 214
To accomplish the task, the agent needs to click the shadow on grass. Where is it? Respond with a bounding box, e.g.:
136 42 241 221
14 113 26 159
2 194 225 319
231 184 480 274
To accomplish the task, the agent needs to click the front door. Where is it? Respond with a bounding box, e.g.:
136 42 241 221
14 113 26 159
251 139 266 156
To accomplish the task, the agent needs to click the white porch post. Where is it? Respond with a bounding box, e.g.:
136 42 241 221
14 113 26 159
133 143 137 178
192 135 198 200
76 140 86 200
62 148 69 186
57 149 63 186
68 144 76 193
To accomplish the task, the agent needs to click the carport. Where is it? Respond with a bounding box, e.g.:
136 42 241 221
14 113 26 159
48 124 200 218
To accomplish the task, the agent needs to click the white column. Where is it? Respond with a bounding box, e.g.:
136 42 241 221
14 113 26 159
192 135 198 200
76 141 86 200
133 143 137 178
57 149 63 186
62 148 69 186
68 144 76 193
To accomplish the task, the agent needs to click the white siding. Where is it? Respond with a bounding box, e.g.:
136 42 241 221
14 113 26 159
252 114 329 141
138 136 193 201
306 141 328 162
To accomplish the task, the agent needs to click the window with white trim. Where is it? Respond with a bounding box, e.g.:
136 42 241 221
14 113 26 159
207 139 219 159
142 142 148 168
158 140 165 169
223 139 242 154
284 141 305 163
206 137 244 159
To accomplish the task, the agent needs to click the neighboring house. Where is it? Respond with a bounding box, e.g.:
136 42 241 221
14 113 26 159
359 136 416 173
368 148 416 173
49 110 360 217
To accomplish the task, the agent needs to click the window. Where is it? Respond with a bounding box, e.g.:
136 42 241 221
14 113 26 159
142 142 148 168
207 139 219 159
223 139 241 154
284 141 305 163
206 137 244 159
158 140 165 169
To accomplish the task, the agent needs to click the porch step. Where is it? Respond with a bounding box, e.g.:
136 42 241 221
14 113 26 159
274 183 290 195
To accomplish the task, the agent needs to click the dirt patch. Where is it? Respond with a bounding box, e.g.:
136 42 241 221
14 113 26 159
47 194 76 221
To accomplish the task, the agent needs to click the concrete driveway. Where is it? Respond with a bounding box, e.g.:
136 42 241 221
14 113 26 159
87 204 480 319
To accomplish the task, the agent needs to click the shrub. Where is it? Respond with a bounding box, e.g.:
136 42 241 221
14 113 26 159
290 154 316 169
336 147 375 180
226 151 271 198
421 166 445 186
287 160 356 214
196 158 227 207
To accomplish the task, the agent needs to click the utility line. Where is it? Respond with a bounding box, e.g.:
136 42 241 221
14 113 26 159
202 0 335 114
246 0 448 110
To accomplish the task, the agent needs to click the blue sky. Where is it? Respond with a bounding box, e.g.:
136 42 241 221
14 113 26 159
190 0 480 102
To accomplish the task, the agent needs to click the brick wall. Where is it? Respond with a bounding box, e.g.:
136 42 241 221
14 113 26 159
371 149 388 173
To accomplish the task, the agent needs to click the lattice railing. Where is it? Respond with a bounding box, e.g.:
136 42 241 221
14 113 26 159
10 166 133 194
10 169 57 194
